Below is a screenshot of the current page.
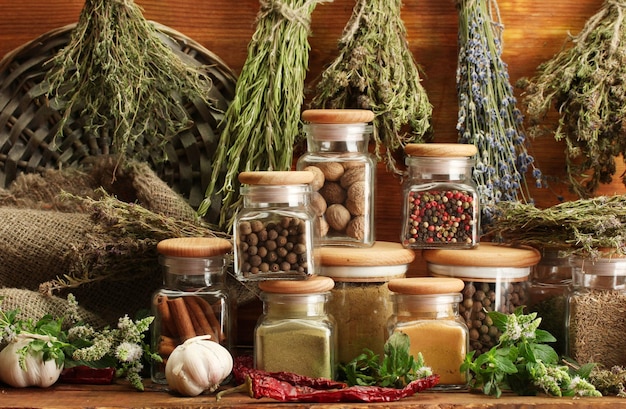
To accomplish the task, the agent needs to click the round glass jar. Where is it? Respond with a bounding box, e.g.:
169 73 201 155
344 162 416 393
528 247 572 356
423 243 540 354
234 171 319 281
566 255 626 368
388 277 469 390
401 143 479 249
151 237 234 384
296 109 376 247
319 241 415 365
254 276 336 379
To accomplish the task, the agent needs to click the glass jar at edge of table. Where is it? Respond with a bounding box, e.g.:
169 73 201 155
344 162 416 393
296 109 376 247
423 243 541 355
401 143 479 249
388 277 469 390
319 241 416 365
254 276 337 379
233 170 319 281
151 237 234 384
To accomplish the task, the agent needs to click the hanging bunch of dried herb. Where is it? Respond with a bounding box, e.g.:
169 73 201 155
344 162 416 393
483 195 626 259
455 0 542 226
309 0 432 174
197 0 331 232
518 0 626 198
44 0 212 166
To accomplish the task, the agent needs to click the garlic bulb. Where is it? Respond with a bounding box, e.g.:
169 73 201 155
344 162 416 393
165 335 233 396
0 334 64 388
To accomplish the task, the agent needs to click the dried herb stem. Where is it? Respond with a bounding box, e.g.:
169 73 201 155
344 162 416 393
310 0 432 174
518 0 626 197
198 0 330 231
44 0 213 166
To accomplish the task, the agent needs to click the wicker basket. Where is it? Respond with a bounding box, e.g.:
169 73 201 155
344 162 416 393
0 22 236 221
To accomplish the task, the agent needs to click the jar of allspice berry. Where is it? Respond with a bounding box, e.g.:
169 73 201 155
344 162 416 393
423 243 540 354
319 241 415 365
233 171 319 281
401 143 479 249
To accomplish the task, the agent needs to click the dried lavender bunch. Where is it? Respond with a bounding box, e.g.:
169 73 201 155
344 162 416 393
44 0 212 165
310 0 432 174
198 0 331 232
518 0 626 198
455 0 542 226
484 195 626 259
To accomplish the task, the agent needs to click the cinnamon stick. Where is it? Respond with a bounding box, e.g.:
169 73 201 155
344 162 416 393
155 295 176 337
157 335 177 357
192 296 225 342
167 297 196 341
184 296 217 340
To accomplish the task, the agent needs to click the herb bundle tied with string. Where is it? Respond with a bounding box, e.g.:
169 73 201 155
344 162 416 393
310 0 432 174
44 0 213 169
198 0 331 232
518 0 626 198
455 0 542 227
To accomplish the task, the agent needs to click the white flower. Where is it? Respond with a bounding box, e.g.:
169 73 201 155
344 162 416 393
115 342 143 363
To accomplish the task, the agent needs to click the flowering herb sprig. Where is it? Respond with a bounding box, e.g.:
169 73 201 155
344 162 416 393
455 0 542 226
462 308 601 398
0 295 160 390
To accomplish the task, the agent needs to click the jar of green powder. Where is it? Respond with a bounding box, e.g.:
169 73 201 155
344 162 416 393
319 241 415 365
254 276 336 379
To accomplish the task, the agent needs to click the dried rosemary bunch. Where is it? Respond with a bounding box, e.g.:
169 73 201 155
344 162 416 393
44 0 213 166
518 0 626 198
456 0 542 226
310 0 432 174
483 195 626 259
198 0 331 232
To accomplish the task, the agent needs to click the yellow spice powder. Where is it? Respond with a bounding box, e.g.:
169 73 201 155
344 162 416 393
395 321 467 385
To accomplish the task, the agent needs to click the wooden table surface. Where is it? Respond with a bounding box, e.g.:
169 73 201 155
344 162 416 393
1 382 626 409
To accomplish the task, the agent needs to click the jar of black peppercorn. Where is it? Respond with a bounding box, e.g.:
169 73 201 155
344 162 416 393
401 143 479 249
319 241 415 365
423 243 540 355
151 237 234 384
255 276 337 379
234 171 319 281
296 109 376 247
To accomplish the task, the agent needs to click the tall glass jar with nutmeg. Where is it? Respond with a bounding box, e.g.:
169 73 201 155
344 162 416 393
151 237 234 384
296 109 376 247
233 171 319 281
401 143 479 249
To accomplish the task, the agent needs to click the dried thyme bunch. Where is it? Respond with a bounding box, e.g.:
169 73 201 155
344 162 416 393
198 0 331 232
456 0 542 226
483 195 626 259
44 0 212 165
310 0 432 174
518 0 626 198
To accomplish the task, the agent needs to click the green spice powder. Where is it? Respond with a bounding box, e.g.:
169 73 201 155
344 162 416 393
256 322 333 379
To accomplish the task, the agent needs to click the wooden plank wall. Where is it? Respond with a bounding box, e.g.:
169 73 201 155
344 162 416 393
1 0 624 275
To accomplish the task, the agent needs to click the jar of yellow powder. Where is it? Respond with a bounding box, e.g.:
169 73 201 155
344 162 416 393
388 277 469 390
319 241 416 365
254 276 336 379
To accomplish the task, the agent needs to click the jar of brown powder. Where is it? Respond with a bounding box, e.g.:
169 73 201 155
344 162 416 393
319 241 416 365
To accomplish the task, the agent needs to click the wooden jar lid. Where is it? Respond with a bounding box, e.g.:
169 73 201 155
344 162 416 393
258 276 335 294
238 171 315 186
302 109 375 124
157 237 232 258
423 242 541 268
388 277 465 295
404 143 478 158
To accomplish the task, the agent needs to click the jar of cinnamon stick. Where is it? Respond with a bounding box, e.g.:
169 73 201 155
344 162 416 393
150 237 234 384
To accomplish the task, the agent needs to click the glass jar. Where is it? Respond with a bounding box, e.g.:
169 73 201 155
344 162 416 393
388 277 469 390
401 143 479 249
319 241 415 365
567 255 626 368
151 237 233 384
254 276 336 379
234 171 319 281
528 247 572 356
423 243 540 354
296 109 376 247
